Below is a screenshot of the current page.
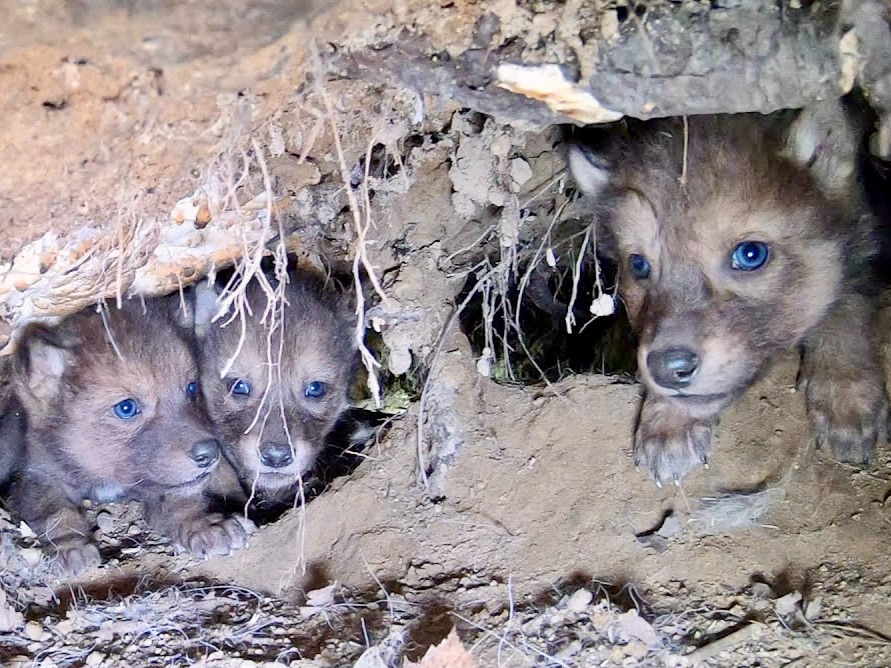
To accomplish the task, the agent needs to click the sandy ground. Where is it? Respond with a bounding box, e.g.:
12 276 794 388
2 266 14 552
2 2 891 667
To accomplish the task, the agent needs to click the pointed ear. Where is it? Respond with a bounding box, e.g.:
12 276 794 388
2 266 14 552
781 100 859 197
567 142 613 198
13 326 73 411
191 280 224 339
157 290 198 332
336 288 357 323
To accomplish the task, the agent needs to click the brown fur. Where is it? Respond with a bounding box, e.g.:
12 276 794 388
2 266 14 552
568 105 889 484
194 269 358 500
6 296 252 576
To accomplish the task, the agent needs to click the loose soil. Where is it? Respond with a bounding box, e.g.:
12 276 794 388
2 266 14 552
2 2 891 667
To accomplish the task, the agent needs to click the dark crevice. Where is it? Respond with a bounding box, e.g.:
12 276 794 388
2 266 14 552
456 252 638 385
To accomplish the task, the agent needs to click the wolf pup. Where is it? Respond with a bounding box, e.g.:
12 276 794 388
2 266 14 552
193 268 358 503
567 101 889 485
7 296 252 576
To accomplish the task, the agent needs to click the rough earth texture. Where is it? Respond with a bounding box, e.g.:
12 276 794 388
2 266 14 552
2 1 891 667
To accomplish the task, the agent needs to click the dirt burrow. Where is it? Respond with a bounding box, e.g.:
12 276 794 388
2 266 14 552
3 1 891 666
16 338 888 666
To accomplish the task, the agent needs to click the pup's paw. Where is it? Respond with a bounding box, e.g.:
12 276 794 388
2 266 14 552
803 371 889 464
176 513 253 559
634 401 713 485
53 541 101 577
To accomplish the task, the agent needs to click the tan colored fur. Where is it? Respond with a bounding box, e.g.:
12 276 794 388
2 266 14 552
5 296 252 575
195 269 357 499
568 106 888 483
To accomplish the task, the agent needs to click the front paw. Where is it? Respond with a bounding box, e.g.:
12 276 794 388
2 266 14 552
175 513 256 560
52 540 101 577
634 401 714 485
803 371 889 464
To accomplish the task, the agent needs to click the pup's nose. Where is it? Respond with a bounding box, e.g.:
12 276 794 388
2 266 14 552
647 347 699 389
260 442 294 469
189 439 220 468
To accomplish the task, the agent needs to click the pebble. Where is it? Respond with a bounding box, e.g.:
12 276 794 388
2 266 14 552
55 620 74 635
96 512 114 533
554 639 582 659
25 621 44 641
774 591 802 617
19 548 43 567
804 597 822 621
127 524 142 536
601 9 620 39
85 652 105 666
566 588 593 613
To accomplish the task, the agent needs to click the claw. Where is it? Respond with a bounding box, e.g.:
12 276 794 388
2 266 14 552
655 479 663 489
673 478 681 487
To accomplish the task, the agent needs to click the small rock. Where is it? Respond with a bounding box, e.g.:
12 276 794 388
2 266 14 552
624 640 648 658
509 157 533 192
55 620 74 636
617 610 659 647
774 591 802 617
751 582 773 599
804 597 822 621
95 512 114 533
24 621 44 641
85 652 105 666
566 588 593 613
0 606 24 632
521 615 545 636
601 9 620 39
127 524 142 536
554 639 581 660
20 547 43 567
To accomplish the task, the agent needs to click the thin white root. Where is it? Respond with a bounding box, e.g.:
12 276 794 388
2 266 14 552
310 40 387 408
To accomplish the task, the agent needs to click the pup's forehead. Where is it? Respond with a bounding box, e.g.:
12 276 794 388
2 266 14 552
74 338 196 387
68 308 196 378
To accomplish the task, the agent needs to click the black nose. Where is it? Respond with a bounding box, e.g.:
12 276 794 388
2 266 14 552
260 442 294 468
189 439 220 468
647 347 700 389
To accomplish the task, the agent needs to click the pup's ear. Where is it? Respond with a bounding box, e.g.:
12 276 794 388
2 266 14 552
13 325 73 411
336 289 357 323
191 280 224 340
156 290 197 332
781 98 860 199
567 142 613 198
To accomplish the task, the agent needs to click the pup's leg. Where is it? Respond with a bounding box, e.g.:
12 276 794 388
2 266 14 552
8 474 99 576
143 465 254 560
634 393 716 485
800 292 889 463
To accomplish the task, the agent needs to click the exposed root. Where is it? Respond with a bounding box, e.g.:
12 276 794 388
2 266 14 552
310 40 388 409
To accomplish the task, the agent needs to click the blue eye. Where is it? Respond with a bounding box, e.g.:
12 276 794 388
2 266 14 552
628 254 651 280
113 399 139 420
731 241 770 271
187 382 198 398
229 379 251 396
304 381 327 399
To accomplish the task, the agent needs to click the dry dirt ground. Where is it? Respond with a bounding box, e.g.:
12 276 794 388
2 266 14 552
2 1 891 667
